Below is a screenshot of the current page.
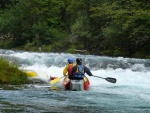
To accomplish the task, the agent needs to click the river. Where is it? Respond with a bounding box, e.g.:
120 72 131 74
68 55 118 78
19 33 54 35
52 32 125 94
0 49 150 113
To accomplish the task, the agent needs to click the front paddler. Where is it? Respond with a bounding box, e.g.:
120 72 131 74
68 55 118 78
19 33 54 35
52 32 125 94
63 58 76 77
62 58 76 89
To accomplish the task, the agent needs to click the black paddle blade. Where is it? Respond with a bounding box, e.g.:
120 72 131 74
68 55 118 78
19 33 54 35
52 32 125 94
105 77 117 83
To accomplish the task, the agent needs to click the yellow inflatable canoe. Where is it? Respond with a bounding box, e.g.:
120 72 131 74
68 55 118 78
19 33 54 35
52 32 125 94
25 70 38 78
23 70 49 83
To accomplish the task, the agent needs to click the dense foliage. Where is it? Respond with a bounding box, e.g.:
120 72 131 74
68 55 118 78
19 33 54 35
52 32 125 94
0 57 29 84
0 0 149 58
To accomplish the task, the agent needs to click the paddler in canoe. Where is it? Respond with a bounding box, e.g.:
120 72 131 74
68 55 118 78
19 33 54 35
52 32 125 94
62 58 93 91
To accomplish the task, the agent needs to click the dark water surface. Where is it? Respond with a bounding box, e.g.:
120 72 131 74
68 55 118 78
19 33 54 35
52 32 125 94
0 84 150 113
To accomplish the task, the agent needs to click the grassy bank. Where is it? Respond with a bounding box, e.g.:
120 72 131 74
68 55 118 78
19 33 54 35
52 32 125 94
0 57 29 85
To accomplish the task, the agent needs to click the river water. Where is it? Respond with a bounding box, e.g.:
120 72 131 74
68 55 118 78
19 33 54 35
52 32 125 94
0 49 150 113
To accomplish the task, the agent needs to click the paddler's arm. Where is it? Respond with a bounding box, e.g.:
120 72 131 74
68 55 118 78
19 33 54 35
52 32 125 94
84 66 93 76
63 65 68 76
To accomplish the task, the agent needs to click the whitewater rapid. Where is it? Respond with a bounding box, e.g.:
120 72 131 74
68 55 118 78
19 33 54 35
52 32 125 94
1 49 150 89
0 49 150 113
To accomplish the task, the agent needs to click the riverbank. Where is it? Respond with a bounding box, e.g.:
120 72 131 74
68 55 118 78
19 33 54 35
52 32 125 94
0 57 29 85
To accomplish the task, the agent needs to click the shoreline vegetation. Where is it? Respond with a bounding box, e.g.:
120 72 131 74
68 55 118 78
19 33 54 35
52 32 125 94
0 0 149 59
0 57 29 85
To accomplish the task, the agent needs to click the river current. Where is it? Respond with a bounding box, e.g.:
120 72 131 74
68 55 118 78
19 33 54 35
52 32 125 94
0 49 150 113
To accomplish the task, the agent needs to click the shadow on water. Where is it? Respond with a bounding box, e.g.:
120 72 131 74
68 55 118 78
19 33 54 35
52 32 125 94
0 84 150 113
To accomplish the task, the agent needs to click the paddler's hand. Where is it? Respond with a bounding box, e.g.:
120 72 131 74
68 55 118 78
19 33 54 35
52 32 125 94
50 76 57 80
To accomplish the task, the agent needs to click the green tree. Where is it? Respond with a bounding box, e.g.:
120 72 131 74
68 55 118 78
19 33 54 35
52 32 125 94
0 0 67 49
90 0 150 57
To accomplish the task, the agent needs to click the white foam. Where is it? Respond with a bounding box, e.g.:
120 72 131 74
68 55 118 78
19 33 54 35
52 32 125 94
3 50 150 93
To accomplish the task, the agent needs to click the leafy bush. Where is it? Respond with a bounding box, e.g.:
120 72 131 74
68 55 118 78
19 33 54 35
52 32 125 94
0 58 29 85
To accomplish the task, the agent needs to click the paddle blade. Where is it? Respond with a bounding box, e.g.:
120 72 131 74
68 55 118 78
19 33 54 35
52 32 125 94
105 77 117 83
50 78 61 84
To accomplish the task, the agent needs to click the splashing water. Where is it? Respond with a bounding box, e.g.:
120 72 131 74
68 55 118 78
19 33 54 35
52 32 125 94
0 49 150 113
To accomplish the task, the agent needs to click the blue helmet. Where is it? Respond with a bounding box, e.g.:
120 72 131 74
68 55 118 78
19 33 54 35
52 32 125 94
68 58 73 63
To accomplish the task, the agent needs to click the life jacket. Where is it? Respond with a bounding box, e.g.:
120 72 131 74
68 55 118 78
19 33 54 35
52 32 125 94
67 64 74 75
73 65 85 80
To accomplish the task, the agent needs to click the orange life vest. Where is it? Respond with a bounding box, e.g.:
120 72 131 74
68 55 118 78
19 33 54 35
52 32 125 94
67 64 74 75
